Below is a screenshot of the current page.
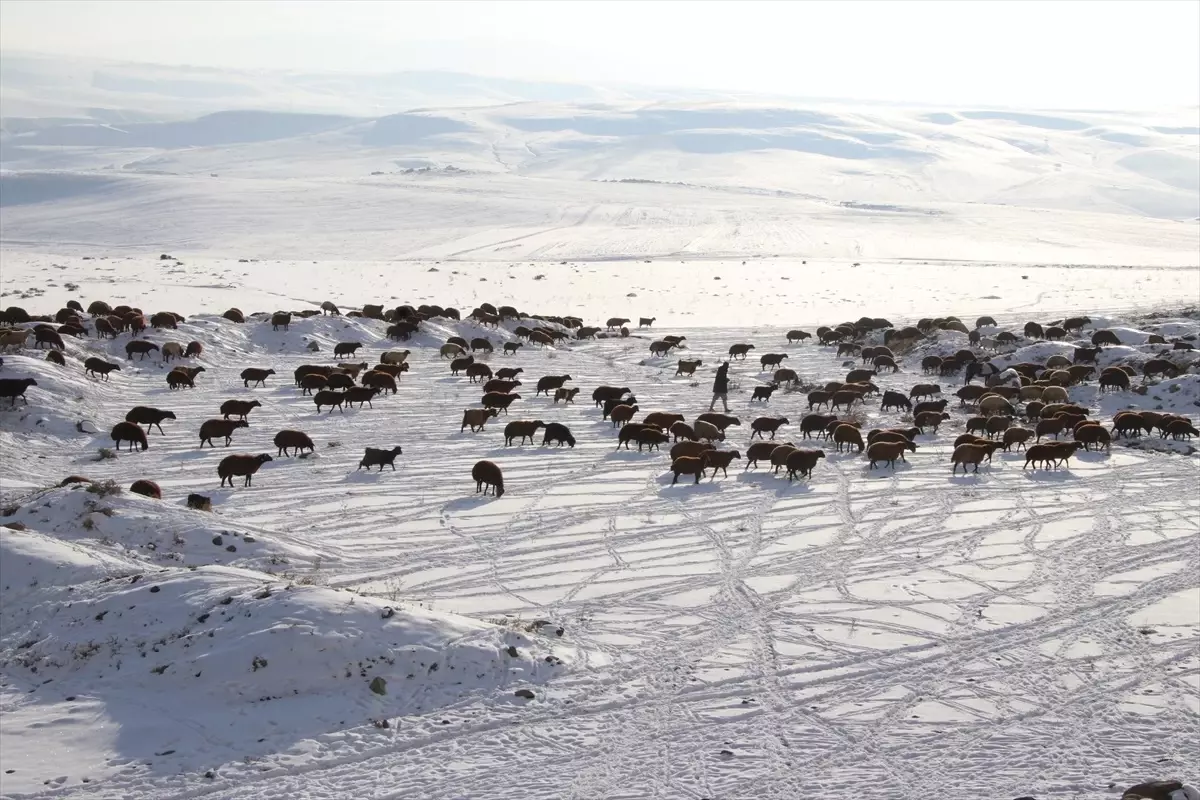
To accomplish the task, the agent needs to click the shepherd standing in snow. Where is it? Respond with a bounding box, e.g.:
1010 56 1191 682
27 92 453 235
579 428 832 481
710 361 730 412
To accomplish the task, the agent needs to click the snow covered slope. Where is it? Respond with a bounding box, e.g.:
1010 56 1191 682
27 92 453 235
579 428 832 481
0 299 1197 799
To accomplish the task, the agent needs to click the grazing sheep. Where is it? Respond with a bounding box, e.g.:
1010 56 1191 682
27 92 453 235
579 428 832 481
110 421 149 452
772 368 799 386
670 455 708 485
529 331 554 347
1038 385 1068 405
728 343 755 359
273 429 315 456
693 419 724 442
129 479 162 499
472 460 505 497
670 421 697 442
462 407 500 432
223 308 246 323
873 355 899 373
913 399 950 416
346 386 380 408
450 356 475 376
199 419 250 448
866 440 917 469
1142 359 1180 381
504 420 545 446
313 390 347 414
471 337 493 353
221 399 262 421
785 449 826 480
542 422 575 447
359 446 404 471
33 329 65 350
909 383 941 400
482 392 521 414
554 386 580 404
535 374 572 396
914 411 950 434
270 313 291 331
321 301 340 315
786 330 811 343
609 403 639 427
1162 419 1199 440
831 424 864 452
750 416 789 440
440 343 465 359
676 359 703 376
125 406 176 435
635 428 669 452
161 342 185 362
984 415 1012 438
84 356 121 380
125 340 160 360
593 386 633 406
880 390 912 412
218 453 273 487
751 384 777 402
166 366 205 389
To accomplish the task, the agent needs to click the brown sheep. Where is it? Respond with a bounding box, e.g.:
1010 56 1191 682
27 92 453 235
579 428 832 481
832 424 865 453
786 329 811 344
866 440 917 469
1073 423 1111 451
871 431 917 448
695 412 740 432
1035 417 1067 441
336 361 370 378
359 446 404 471
951 442 1001 474
300 373 329 395
361 371 398 394
482 392 521 414
237 367 274 388
346 386 380 408
1039 385 1069 404
954 433 992 450
750 416 789 440
670 441 714 462
617 423 653 450
979 395 1016 417
461 407 500 432
609 403 639 427
221 399 262 421
694 419 724 442
161 342 185 362
371 363 408 378
321 301 340 315
728 343 755 359
529 330 553 346
807 390 832 410
483 379 521 394
909 383 941 400
496 367 523 380
745 440 788 469
451 356 475 376
752 384 777 402
472 460 505 497
606 317 630 330
504 420 545 446
593 386 632 406
676 359 704 376
670 421 697 442
1002 427 1034 451
703 449 741 478
471 337 494 353
1143 359 1180 381
313 390 347 414
769 444 801 474
1162 419 1199 440
670 454 709 484
800 414 837 439
914 399 950 416
84 356 121 380
635 428 670 452
270 313 291 331
554 387 580 404
984 415 1012 438
1023 442 1082 470
199 419 249 448
166 366 204 389
914 412 950 434
873 355 899 373
535 375 572 396
829 391 862 412
773 368 799 385
274 430 315 456
125 406 176 435
126 340 160 360
129 479 162 499
785 449 826 480
218 453 274 487
1099 369 1130 391
110 421 149 452
649 340 678 356
440 343 465 359
868 427 920 443
466 363 493 383
223 308 245 323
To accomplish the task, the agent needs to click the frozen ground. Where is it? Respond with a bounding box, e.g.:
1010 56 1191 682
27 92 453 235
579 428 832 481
0 301 1197 800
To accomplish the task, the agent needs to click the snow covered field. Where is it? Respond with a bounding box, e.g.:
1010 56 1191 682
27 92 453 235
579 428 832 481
1 299 1198 799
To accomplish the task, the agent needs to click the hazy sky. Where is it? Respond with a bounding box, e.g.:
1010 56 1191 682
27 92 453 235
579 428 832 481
2 0 1198 109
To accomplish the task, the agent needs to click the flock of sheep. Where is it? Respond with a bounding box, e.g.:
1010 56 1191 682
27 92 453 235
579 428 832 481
0 300 1197 504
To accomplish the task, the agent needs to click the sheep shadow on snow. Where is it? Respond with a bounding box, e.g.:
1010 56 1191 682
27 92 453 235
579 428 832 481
1021 469 1081 483
657 479 723 497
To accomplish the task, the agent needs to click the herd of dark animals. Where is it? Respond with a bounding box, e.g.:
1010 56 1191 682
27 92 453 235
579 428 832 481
0 300 1197 504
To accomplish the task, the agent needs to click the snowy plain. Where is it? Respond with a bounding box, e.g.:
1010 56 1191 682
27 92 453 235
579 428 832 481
1 56 1199 800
